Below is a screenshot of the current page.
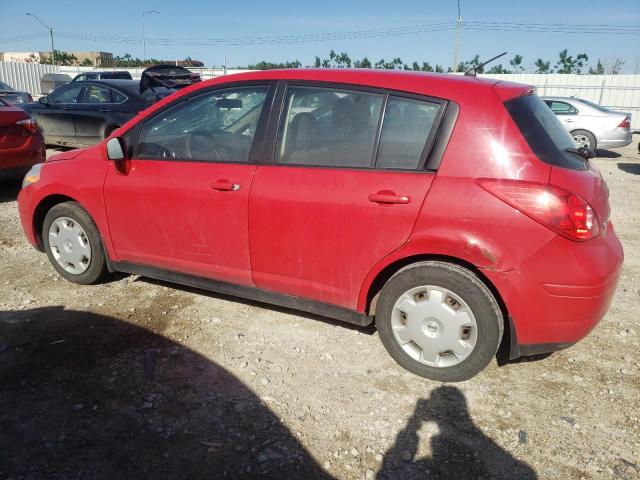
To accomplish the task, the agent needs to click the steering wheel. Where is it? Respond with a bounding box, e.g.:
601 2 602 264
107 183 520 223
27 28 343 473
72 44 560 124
185 132 230 161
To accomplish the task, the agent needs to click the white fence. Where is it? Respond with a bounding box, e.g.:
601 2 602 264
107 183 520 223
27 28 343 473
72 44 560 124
480 73 640 131
2 62 640 131
0 61 57 97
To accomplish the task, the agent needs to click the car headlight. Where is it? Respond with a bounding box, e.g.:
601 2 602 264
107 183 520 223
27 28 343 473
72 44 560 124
22 163 42 189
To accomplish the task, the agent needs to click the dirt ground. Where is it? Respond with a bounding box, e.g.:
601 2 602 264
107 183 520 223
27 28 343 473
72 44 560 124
1 141 639 480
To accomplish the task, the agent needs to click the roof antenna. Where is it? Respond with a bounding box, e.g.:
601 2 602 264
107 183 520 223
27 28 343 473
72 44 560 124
464 51 508 77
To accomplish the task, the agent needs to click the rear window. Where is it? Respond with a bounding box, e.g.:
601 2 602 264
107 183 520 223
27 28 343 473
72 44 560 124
101 72 132 80
504 94 587 171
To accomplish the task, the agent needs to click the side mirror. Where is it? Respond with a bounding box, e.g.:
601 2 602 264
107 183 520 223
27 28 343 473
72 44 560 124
106 137 126 161
38 96 49 106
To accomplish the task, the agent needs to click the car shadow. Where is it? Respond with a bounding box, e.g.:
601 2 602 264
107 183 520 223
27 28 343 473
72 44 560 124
0 306 334 479
0 179 21 203
139 276 376 335
595 149 621 159
377 386 537 480
617 162 640 175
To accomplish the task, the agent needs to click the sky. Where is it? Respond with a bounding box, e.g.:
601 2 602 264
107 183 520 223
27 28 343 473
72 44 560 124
1 0 639 71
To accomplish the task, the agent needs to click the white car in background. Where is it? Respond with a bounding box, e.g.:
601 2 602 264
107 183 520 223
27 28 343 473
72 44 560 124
542 96 632 150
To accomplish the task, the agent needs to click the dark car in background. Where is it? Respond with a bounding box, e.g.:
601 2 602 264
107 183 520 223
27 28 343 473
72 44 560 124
20 79 173 147
0 80 33 105
71 71 133 82
0 98 45 179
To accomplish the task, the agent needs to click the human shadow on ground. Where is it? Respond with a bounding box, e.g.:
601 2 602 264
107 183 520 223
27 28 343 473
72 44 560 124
377 386 537 480
617 162 640 175
0 306 333 480
0 179 21 203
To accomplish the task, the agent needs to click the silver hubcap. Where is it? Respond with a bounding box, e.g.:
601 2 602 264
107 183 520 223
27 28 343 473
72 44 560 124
391 286 478 368
573 134 591 149
48 216 91 274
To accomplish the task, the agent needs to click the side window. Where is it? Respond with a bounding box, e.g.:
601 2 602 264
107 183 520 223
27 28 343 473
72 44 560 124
75 74 85 82
548 101 578 115
277 86 383 168
376 97 441 169
137 85 268 162
49 84 84 104
111 89 127 104
84 84 112 103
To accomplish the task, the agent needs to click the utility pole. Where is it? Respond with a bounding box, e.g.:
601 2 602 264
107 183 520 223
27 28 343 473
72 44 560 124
25 12 56 66
452 0 462 72
142 10 159 64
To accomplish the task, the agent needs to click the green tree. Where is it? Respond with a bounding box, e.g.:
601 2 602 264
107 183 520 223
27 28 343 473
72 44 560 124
456 54 482 73
354 57 372 68
41 50 79 66
509 54 524 73
247 60 302 70
554 49 589 74
588 59 605 75
81 58 94 67
486 64 511 74
534 58 552 74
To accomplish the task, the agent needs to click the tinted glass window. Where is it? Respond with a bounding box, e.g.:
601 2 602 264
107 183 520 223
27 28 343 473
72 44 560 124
545 101 578 115
377 97 440 169
277 86 383 168
505 95 587 171
84 84 112 103
137 86 268 162
49 84 84 104
0 81 12 90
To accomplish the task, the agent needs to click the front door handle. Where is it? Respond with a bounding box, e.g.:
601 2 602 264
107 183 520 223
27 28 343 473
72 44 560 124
368 190 410 204
211 179 240 191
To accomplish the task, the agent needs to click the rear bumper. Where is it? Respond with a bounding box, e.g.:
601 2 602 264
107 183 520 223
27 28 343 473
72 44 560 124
598 129 632 149
0 132 45 175
485 223 623 355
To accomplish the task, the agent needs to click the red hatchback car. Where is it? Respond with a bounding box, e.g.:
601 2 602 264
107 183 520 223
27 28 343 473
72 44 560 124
0 98 45 180
17 69 623 381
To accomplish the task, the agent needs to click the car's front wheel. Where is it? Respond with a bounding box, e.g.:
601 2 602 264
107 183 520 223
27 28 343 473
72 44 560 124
375 261 503 382
42 202 107 284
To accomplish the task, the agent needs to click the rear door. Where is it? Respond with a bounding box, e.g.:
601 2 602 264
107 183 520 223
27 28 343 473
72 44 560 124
104 83 273 286
249 83 444 309
75 83 132 145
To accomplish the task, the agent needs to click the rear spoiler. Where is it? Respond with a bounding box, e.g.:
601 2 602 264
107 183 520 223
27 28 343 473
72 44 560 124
139 64 202 94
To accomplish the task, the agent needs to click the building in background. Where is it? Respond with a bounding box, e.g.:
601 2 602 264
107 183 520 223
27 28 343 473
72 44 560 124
0 51 113 66
0 52 42 63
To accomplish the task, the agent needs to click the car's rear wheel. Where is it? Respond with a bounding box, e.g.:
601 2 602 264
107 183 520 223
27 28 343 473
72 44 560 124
42 202 107 284
375 261 503 382
571 129 597 150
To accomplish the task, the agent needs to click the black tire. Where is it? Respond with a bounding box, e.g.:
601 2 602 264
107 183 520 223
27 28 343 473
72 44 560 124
570 129 597 150
375 261 503 382
42 202 107 285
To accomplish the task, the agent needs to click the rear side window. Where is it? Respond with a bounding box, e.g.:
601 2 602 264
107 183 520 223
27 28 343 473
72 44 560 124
544 100 578 115
377 97 441 169
505 95 587 171
277 86 383 168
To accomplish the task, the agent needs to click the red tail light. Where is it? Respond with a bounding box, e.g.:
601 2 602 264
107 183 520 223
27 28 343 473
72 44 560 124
617 117 630 129
15 118 38 135
478 179 600 241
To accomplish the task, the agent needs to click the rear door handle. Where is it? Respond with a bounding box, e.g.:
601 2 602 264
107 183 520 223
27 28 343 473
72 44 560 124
211 179 240 191
368 191 410 204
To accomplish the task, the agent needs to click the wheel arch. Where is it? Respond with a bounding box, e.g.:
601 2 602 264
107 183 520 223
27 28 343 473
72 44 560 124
32 194 80 250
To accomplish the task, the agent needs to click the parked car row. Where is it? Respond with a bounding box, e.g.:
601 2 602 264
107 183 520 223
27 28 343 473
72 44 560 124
16 69 623 382
0 65 201 148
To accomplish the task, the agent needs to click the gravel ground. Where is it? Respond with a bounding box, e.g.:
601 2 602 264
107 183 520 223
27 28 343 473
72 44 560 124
1 142 639 480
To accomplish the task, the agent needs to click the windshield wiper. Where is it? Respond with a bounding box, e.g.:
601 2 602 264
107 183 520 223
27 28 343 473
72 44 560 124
566 147 594 161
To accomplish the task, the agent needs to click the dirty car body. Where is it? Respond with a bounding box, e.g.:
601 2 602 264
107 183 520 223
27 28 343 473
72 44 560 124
17 69 623 381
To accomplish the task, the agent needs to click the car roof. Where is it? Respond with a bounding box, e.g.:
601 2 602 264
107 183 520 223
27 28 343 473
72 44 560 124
84 79 141 94
174 68 530 103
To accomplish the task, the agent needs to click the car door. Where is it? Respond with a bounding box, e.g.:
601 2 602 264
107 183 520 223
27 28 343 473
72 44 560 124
34 83 85 144
249 83 444 309
74 83 131 145
544 100 579 132
104 83 274 286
